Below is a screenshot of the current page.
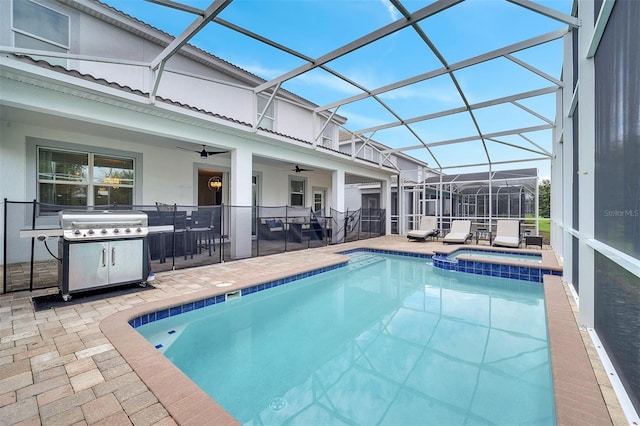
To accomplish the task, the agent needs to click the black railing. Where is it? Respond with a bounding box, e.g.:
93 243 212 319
2 200 386 293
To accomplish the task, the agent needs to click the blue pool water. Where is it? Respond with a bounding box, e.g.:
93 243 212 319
449 248 542 263
137 252 555 425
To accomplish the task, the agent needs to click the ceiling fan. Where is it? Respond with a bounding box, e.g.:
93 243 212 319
177 145 226 158
289 164 314 173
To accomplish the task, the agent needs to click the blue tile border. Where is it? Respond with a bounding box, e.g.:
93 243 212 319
128 261 348 329
447 247 543 261
337 247 562 283
339 247 433 260
432 251 562 283
129 247 562 330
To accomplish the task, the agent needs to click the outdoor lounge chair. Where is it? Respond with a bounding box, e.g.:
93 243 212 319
407 216 439 241
442 220 472 244
492 219 521 248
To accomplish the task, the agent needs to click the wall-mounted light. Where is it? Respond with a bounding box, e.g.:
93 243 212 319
208 176 222 192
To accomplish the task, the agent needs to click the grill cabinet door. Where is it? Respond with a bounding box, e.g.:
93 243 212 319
108 239 144 284
68 241 109 291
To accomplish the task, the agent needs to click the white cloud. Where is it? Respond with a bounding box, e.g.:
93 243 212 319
234 62 285 80
340 109 389 130
380 0 400 21
381 85 460 104
295 72 363 96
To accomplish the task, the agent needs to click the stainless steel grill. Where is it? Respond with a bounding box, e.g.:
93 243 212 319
60 210 148 240
58 210 149 301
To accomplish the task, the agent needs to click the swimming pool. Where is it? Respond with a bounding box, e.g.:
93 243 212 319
136 251 555 425
449 248 542 263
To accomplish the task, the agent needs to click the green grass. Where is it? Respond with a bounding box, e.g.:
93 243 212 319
524 215 551 243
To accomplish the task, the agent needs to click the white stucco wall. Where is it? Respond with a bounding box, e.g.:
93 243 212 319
0 0 398 267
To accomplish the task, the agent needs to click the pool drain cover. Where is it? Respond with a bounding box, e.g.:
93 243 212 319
269 396 287 411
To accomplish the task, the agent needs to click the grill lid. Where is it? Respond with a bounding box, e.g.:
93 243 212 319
59 210 148 240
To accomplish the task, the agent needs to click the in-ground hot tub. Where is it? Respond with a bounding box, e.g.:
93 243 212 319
448 248 542 263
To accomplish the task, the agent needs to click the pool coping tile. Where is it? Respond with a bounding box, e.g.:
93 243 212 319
105 242 616 426
543 275 612 425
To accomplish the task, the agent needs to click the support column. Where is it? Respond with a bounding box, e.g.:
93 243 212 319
230 147 252 259
534 178 539 235
561 31 574 289
488 167 493 232
577 3 596 328
331 169 345 243
381 178 391 235
551 81 564 252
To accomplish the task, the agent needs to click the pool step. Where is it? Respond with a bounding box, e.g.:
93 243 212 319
348 253 384 270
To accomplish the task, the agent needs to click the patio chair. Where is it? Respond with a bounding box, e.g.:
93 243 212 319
442 220 472 244
407 216 439 242
189 209 214 256
492 220 521 248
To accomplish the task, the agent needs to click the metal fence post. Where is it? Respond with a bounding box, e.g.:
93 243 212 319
3 198 7 293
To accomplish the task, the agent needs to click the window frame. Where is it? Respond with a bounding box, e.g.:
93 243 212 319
256 94 276 131
37 147 136 210
288 176 306 208
12 0 71 51
27 138 143 220
364 145 374 161
321 124 334 149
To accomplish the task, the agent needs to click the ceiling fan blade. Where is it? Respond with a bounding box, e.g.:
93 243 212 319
176 146 198 153
291 164 314 173
177 146 226 158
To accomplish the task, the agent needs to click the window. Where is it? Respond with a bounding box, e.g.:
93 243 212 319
364 145 374 161
313 189 325 214
290 178 305 207
12 0 69 66
37 147 134 211
257 94 275 131
321 124 334 149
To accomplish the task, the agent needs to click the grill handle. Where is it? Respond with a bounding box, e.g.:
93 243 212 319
112 247 116 266
70 220 143 228
102 248 107 267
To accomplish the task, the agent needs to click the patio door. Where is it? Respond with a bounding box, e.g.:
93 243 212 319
312 188 325 214
198 169 223 206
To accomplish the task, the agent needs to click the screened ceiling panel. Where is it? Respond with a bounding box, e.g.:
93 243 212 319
102 0 574 179
510 39 565 77
451 57 557 105
408 112 481 144
402 148 437 166
339 96 405 132
416 0 569 63
472 103 551 135
282 68 365 107
511 93 558 121
377 74 466 118
373 126 422 151
429 140 490 168
324 27 442 88
485 139 548 163
190 24 307 79
214 1 394 58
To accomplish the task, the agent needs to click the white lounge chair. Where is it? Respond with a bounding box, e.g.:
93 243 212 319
442 220 472 244
492 220 521 248
407 216 439 241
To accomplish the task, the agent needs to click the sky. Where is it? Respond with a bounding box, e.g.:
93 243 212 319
102 0 573 179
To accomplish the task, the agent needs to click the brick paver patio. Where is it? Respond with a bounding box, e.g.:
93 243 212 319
0 236 628 425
